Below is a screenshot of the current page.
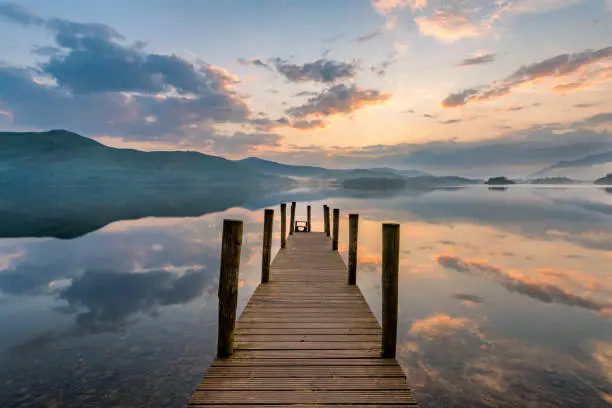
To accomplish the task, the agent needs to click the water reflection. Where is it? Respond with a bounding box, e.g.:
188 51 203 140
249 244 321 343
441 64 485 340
0 185 611 407
330 186 612 407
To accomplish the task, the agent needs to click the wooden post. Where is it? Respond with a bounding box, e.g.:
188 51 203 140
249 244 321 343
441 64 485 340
332 208 339 251
217 219 243 359
324 205 330 236
348 214 359 285
307 205 311 232
382 223 400 358
261 209 274 283
280 203 287 249
289 202 296 235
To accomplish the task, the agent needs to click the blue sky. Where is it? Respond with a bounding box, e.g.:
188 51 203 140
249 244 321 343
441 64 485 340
1 0 611 176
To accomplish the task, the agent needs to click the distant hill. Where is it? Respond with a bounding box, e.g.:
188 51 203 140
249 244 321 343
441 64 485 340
0 130 291 189
340 175 480 191
594 174 612 185
342 177 406 190
529 177 583 185
532 150 612 178
237 157 431 179
410 176 481 186
0 130 296 239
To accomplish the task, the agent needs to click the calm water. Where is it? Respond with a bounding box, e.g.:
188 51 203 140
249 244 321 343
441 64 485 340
1 185 611 407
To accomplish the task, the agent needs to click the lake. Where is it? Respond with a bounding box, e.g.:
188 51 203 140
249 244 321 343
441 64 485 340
1 185 611 407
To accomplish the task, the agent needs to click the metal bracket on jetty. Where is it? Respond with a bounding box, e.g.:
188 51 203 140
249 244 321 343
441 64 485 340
187 203 418 406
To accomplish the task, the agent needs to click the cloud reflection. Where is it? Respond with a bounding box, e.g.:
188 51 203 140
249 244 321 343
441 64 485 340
436 255 612 316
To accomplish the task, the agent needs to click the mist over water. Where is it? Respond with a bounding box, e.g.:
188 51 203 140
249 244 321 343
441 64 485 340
1 185 611 407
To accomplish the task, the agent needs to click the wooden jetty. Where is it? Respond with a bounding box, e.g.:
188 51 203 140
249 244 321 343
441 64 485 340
188 205 418 407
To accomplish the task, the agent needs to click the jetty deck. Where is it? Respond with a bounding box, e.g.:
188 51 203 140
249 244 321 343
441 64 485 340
188 212 417 406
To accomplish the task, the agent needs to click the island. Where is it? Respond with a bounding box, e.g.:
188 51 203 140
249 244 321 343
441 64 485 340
485 177 516 185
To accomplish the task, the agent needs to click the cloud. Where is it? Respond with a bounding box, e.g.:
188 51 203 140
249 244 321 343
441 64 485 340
458 53 496 66
0 2 44 25
286 84 391 119
61 268 213 328
453 293 485 303
441 88 480 107
0 4 263 149
371 0 427 14
270 58 358 83
356 31 382 43
258 122 612 175
205 131 282 155
415 10 484 42
512 0 583 14
31 45 62 56
409 313 481 339
292 90 320 97
443 45 612 107
237 57 272 70
573 112 612 127
249 115 327 132
436 255 612 315
440 119 462 124
291 119 327 130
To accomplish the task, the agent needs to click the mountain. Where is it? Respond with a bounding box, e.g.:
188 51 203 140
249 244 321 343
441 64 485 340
0 130 291 188
531 150 612 178
237 157 431 179
342 177 407 190
0 130 295 238
529 177 583 185
237 157 334 178
594 174 612 185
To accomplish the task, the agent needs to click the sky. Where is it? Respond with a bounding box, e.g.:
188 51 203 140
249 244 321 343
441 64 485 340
0 0 611 177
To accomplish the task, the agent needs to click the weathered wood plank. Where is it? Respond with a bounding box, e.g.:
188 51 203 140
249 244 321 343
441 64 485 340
197 377 412 390
235 341 381 350
187 405 416 408
236 328 382 335
203 365 406 377
236 334 381 342
211 358 400 367
233 349 381 359
190 390 416 404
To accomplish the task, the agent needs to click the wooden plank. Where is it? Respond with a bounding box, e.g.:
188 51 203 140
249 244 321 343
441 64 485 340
235 341 381 350
235 323 380 329
236 334 381 342
203 365 406 377
188 232 417 407
197 377 411 390
233 349 381 359
236 328 381 335
190 390 416 404
211 358 400 367
187 405 416 408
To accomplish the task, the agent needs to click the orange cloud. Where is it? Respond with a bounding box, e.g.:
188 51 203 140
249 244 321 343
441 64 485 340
592 340 612 384
442 46 612 107
436 255 612 316
286 84 391 120
372 0 426 14
410 313 481 339
415 10 483 42
291 119 328 130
